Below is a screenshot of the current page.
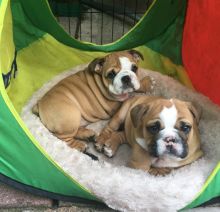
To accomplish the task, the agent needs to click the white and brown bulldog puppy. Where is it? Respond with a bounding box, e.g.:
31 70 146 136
95 96 203 175
32 50 152 152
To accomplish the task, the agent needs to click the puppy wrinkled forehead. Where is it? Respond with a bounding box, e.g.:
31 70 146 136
147 99 174 114
103 54 121 69
159 103 177 128
106 51 135 62
119 57 133 70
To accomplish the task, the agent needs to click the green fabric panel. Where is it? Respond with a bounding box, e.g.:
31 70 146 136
0 92 98 201
182 164 220 209
49 0 81 17
0 0 2 6
146 2 187 65
15 0 186 64
11 0 45 50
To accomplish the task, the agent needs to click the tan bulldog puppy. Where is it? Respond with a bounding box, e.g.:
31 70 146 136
32 50 152 152
95 96 203 175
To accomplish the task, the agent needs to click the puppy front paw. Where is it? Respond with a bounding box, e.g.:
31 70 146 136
102 137 119 157
94 131 112 152
95 136 115 158
68 139 88 152
103 143 114 158
148 167 171 176
95 131 122 157
138 76 155 93
149 76 156 91
76 128 97 142
94 126 115 152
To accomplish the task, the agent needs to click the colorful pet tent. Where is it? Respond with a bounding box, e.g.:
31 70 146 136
0 0 220 210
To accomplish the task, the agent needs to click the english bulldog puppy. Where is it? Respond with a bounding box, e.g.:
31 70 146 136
95 96 203 175
32 50 152 152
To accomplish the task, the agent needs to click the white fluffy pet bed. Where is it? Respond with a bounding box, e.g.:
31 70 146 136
21 65 220 211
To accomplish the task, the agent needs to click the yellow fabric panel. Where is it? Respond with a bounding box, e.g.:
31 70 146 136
0 0 15 75
137 46 194 89
7 34 106 112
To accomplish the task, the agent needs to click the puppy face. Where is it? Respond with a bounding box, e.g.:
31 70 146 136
88 50 143 101
131 99 201 160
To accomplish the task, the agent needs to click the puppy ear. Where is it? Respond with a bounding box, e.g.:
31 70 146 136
130 104 149 128
88 57 105 74
187 102 202 124
128 49 144 62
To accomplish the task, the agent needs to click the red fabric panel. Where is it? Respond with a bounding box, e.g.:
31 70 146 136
182 0 220 105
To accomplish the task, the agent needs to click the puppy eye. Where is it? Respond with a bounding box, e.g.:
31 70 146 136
180 122 191 134
131 64 138 73
147 121 161 134
107 70 116 80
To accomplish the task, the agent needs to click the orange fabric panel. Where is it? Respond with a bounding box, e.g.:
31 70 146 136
182 0 220 105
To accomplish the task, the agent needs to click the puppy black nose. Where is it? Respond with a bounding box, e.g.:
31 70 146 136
164 136 176 143
121 75 131 84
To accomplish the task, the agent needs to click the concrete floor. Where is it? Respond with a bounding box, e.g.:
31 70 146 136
0 182 113 211
58 9 132 45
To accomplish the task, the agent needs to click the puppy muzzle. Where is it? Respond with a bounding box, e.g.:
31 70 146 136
108 70 140 98
121 75 133 88
150 135 188 159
